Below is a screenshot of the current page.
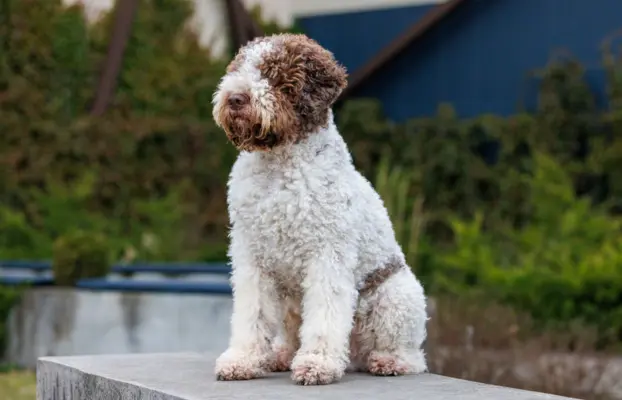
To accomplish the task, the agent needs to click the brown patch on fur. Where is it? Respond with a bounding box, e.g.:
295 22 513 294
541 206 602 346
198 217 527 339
283 306 302 350
263 88 300 149
268 304 301 372
349 316 367 367
257 33 348 143
358 256 405 296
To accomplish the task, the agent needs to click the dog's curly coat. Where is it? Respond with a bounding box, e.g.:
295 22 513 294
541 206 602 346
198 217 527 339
212 33 428 386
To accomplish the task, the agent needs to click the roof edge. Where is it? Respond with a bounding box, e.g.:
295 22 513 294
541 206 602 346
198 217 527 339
339 0 467 101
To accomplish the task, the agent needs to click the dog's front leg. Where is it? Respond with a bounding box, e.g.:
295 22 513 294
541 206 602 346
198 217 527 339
290 252 357 385
215 249 280 380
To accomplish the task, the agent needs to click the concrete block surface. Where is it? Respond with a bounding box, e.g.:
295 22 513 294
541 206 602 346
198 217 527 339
37 352 577 400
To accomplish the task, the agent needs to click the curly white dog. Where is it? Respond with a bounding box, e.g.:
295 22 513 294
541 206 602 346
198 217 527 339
211 33 428 386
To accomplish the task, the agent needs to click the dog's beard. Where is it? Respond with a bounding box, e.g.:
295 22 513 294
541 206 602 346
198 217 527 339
224 117 278 151
222 113 279 151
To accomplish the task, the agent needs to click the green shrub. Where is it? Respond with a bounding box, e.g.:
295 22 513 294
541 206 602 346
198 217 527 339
3 171 194 265
0 0 237 261
373 153 424 270
52 230 110 286
379 152 622 345
0 287 20 358
0 206 50 260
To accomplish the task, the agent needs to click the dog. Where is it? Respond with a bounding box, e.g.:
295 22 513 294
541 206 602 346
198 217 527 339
211 33 428 386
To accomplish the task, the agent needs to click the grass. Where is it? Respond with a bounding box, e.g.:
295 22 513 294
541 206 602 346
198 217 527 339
0 370 36 400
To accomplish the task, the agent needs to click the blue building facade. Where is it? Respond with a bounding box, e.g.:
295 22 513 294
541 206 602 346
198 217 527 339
297 0 622 121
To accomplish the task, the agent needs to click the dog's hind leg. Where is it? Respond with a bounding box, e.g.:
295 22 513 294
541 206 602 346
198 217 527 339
357 267 428 376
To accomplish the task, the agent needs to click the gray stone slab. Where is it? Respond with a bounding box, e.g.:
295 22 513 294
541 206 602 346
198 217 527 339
36 352 577 400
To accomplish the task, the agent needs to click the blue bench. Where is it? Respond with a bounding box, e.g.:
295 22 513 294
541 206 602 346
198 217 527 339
0 276 55 286
0 260 233 294
0 260 232 275
0 275 232 294
76 278 232 295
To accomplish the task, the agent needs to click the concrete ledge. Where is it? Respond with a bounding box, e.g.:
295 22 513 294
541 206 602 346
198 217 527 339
36 352 577 400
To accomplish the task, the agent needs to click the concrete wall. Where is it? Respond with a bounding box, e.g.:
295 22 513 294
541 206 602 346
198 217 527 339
6 288 232 369
6 281 427 369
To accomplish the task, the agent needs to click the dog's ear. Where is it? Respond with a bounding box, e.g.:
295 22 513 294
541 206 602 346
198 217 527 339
301 45 348 108
282 35 348 110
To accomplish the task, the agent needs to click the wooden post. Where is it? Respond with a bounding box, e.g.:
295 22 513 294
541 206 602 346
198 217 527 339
338 0 466 102
90 0 139 116
224 0 263 53
224 0 247 50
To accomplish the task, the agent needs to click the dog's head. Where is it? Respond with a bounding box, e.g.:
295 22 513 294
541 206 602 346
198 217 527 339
212 34 348 152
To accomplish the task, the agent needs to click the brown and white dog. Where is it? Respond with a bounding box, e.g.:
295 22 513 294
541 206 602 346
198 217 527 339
212 33 428 386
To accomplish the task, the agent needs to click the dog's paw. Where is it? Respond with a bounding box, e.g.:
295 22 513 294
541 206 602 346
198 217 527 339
290 353 344 385
214 348 267 381
366 350 427 376
268 345 295 372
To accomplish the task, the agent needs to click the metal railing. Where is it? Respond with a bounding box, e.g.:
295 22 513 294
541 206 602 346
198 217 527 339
0 260 233 295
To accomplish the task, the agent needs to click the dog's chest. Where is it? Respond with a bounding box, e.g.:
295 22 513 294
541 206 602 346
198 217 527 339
228 157 347 287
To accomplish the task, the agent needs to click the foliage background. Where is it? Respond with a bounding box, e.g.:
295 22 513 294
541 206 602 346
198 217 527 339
1 0 621 352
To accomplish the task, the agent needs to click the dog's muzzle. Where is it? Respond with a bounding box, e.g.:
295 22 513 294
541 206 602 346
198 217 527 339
226 119 279 151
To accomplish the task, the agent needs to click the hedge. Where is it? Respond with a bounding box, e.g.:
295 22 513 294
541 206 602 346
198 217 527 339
52 229 111 286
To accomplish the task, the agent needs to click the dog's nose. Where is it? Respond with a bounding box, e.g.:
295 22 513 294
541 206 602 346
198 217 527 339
228 93 250 110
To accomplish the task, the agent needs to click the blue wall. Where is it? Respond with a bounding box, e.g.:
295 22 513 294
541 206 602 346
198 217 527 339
298 0 622 121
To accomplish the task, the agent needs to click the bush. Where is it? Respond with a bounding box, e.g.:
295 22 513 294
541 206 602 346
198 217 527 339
361 48 622 342
345 48 622 343
0 287 20 358
0 0 303 263
0 171 191 263
0 0 235 261
377 151 622 346
51 230 110 286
